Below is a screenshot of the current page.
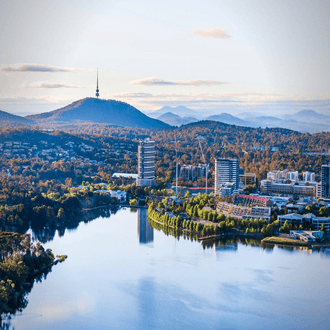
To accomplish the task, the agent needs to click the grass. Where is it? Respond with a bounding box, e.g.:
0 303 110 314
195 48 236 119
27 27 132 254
261 236 309 246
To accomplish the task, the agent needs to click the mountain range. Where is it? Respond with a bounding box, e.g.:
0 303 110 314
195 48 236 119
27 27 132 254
0 99 329 133
149 107 330 133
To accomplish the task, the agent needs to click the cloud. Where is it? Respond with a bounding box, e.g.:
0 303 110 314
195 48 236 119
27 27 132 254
1 63 79 73
0 96 74 105
1 53 11 59
26 82 85 89
112 92 153 98
189 27 231 39
129 77 225 87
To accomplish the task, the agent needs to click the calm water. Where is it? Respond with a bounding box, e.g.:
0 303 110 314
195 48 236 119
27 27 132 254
6 208 330 330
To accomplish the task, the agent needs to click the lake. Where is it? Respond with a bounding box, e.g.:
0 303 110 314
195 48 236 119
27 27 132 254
5 207 330 329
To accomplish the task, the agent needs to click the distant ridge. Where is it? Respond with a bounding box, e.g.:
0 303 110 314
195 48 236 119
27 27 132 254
149 105 201 118
0 110 34 126
26 98 171 129
205 113 248 126
156 112 198 127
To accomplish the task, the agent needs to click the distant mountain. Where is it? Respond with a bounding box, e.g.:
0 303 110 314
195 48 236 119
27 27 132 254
149 106 201 119
26 98 170 129
156 112 198 127
204 113 249 126
244 115 330 134
281 110 330 125
157 112 181 120
0 110 34 126
236 111 263 119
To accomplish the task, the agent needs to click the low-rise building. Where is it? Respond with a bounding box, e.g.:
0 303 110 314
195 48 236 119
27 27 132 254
233 194 272 207
217 202 271 221
289 230 323 242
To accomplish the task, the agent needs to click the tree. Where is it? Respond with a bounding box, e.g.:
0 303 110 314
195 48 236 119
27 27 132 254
129 199 138 206
57 207 66 221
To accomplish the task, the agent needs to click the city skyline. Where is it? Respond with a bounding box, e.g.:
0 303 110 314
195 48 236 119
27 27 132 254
0 0 330 116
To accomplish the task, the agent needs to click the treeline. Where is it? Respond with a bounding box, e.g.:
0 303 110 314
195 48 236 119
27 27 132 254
0 186 120 232
148 200 279 238
0 231 63 321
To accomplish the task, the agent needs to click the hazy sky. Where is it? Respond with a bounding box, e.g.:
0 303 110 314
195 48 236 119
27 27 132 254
0 0 329 116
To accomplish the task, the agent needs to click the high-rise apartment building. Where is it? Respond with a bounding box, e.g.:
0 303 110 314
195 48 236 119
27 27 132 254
286 171 299 182
215 158 239 196
137 138 155 187
303 171 315 183
321 164 330 198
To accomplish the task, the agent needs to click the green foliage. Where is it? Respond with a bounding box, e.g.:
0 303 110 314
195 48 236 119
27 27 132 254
0 230 60 317
129 199 138 206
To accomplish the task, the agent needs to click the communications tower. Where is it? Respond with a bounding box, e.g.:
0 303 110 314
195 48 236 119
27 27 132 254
95 69 99 98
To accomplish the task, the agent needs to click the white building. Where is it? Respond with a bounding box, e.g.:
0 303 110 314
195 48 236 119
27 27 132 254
214 158 239 196
137 138 155 187
286 171 299 182
289 230 323 242
303 171 315 183
278 213 330 233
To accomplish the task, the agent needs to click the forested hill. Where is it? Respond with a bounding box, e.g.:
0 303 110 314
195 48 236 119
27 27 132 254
26 97 171 129
0 109 34 126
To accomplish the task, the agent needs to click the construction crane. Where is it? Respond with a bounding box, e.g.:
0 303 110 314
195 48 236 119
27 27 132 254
174 135 179 196
197 135 209 194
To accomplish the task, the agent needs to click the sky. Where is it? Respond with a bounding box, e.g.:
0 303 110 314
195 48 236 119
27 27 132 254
0 0 329 116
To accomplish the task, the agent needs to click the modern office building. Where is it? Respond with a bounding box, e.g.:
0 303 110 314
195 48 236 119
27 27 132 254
137 138 155 187
321 164 330 198
214 158 239 196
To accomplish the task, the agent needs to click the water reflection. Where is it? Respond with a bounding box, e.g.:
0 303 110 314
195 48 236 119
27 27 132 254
138 208 153 244
4 208 330 330
29 207 119 243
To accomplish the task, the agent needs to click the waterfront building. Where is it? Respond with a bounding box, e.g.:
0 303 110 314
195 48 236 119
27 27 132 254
289 230 323 242
278 213 304 226
232 194 272 207
215 158 239 196
311 216 330 233
321 164 330 198
137 138 155 187
278 213 330 233
216 202 271 221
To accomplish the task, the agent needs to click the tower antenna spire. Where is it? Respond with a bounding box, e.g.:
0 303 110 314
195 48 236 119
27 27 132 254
95 69 99 98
